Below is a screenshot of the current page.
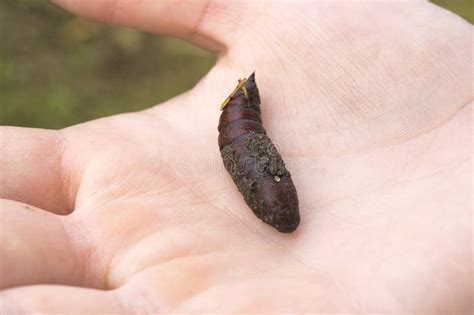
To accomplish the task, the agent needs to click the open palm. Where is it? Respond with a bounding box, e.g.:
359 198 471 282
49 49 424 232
1 1 472 313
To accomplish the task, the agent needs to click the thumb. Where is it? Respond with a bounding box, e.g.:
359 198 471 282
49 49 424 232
51 0 246 52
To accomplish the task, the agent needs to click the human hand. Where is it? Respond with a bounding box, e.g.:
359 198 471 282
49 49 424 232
1 1 471 313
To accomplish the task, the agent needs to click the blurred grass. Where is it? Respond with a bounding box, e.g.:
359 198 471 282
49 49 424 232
431 0 473 23
0 0 215 129
0 0 471 129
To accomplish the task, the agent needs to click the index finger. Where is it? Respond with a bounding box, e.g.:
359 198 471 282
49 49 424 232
0 127 74 214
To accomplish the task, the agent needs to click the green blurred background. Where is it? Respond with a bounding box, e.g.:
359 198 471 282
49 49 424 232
0 0 472 129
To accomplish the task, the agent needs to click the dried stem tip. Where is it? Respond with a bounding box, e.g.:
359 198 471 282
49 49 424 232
220 78 249 110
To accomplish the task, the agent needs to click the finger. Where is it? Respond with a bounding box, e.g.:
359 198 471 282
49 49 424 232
0 127 75 214
0 285 128 314
51 0 248 52
0 200 81 289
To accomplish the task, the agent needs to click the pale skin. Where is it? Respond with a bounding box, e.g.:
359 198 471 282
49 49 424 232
0 0 472 313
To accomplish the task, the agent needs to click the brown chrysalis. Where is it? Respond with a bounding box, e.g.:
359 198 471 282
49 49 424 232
218 73 300 233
